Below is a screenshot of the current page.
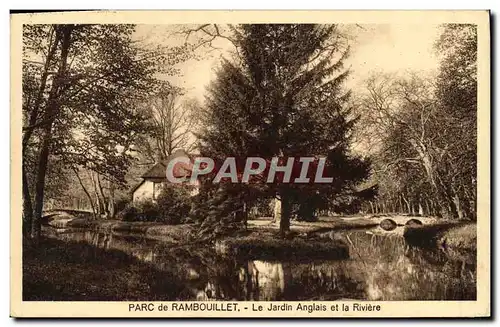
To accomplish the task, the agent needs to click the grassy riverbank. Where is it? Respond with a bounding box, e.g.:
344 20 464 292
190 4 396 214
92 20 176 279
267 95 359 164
438 223 477 251
46 213 428 241
216 233 349 261
403 222 476 251
23 237 187 301
44 212 474 258
54 218 194 243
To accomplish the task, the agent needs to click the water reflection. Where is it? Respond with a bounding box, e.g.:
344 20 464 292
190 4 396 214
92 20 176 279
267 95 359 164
45 227 476 301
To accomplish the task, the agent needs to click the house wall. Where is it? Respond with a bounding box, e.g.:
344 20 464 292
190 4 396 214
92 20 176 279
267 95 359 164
153 182 163 199
132 180 154 204
133 179 201 205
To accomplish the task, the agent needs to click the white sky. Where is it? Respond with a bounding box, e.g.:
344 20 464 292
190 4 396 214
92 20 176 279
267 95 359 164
345 24 440 89
135 23 441 103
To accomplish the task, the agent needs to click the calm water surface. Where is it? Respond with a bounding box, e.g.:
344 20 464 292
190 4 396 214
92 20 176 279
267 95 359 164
47 226 476 301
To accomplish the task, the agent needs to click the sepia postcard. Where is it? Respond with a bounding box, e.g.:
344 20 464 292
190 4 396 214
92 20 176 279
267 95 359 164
10 10 490 318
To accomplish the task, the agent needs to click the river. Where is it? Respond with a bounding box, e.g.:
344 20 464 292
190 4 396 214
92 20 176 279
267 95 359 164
45 225 476 301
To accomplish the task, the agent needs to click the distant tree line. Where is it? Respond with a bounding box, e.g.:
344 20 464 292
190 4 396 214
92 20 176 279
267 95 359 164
355 24 477 220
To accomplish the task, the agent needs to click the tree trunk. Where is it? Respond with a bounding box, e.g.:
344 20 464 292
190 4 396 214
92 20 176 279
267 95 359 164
32 131 52 241
418 203 424 216
73 167 97 219
32 25 74 242
272 197 281 224
429 199 435 216
22 27 59 149
89 171 103 215
452 194 463 220
96 173 109 218
279 192 292 236
402 195 410 214
22 28 59 238
22 165 33 237
108 180 115 218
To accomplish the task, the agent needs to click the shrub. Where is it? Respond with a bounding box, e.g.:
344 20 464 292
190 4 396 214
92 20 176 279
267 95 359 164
189 191 213 224
136 200 160 222
115 185 194 224
114 195 131 215
117 205 139 222
248 197 273 219
156 184 192 225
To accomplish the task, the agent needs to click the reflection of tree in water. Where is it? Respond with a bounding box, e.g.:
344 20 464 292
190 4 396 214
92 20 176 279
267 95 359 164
188 258 275 301
203 260 366 301
403 245 476 300
282 261 365 300
201 259 284 301
240 261 261 300
343 231 476 300
50 229 476 301
196 257 246 300
65 232 365 301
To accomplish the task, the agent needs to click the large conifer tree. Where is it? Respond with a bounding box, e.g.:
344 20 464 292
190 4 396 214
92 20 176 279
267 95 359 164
198 24 370 234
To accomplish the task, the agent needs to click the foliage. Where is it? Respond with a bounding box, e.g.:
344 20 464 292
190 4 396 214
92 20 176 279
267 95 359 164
22 24 190 238
136 200 161 222
116 205 139 222
114 194 132 215
118 185 193 224
355 24 477 220
23 24 179 183
155 184 193 225
191 184 249 238
248 197 274 219
195 24 371 234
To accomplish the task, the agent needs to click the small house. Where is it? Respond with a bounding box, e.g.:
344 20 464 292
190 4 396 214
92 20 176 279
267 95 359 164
132 149 198 204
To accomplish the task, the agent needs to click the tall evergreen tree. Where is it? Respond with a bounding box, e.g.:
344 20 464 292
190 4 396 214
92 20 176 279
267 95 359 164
197 24 370 235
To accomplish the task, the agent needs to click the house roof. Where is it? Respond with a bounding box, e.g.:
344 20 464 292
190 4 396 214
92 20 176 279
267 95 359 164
141 161 168 179
140 149 194 180
131 180 146 193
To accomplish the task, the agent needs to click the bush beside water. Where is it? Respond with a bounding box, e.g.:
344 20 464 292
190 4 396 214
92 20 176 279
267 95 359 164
117 185 192 224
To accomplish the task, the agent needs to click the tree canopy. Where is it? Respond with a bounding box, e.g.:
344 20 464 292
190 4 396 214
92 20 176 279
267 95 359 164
196 24 371 235
22 24 190 240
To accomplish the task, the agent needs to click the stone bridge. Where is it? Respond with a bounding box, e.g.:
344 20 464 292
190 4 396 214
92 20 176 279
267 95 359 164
42 209 94 226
